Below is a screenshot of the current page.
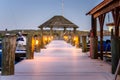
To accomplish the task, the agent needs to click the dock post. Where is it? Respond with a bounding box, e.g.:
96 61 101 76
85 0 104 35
2 35 16 75
82 36 87 52
26 34 35 59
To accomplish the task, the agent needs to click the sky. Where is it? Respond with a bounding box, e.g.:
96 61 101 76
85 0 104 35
0 0 104 31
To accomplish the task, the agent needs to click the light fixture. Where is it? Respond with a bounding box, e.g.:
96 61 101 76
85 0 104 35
35 40 39 45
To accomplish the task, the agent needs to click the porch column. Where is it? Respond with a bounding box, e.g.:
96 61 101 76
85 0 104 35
111 7 120 74
98 14 106 60
90 15 98 59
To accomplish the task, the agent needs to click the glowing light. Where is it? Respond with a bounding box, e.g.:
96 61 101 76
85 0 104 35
35 40 39 45
108 26 113 32
73 36 77 41
45 37 47 41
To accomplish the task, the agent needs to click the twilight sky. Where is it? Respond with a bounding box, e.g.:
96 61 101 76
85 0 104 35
0 0 104 31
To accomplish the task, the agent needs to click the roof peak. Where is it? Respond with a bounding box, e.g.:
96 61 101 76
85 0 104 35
38 15 79 29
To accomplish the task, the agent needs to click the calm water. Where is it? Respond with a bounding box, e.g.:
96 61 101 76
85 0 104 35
82 36 111 43
98 36 111 41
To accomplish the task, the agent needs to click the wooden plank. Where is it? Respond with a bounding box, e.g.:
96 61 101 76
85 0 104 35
112 7 120 37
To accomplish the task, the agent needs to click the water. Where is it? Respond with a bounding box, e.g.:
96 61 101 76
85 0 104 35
98 36 111 41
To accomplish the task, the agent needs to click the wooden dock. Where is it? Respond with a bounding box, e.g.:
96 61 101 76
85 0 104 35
0 40 114 80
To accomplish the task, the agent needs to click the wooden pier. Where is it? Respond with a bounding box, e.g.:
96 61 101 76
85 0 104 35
0 40 114 80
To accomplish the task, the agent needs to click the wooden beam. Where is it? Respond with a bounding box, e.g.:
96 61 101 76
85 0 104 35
93 0 119 18
87 0 113 15
98 14 106 60
112 7 120 37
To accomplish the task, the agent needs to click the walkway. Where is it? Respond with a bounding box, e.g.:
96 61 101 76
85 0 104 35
0 40 114 80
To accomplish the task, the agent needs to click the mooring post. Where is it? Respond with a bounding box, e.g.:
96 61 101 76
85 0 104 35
82 36 87 52
26 34 35 59
2 35 16 75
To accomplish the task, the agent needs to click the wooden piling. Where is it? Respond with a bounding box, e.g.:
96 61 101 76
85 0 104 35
26 34 35 59
2 35 16 75
82 36 87 52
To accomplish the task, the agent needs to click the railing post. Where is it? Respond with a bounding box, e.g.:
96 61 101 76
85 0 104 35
2 35 16 75
26 34 35 59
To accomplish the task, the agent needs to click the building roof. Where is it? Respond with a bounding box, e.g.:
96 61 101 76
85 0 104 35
38 15 79 29
86 0 120 18
106 22 120 26
86 0 113 15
